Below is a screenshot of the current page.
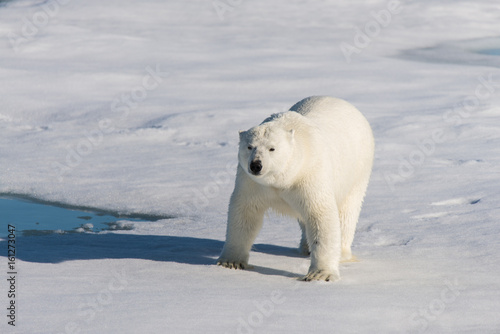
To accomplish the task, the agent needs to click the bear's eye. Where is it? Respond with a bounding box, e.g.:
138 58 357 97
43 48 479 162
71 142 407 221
269 148 275 152
247 146 253 150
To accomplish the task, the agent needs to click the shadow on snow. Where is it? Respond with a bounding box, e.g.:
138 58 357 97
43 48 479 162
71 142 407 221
0 234 304 272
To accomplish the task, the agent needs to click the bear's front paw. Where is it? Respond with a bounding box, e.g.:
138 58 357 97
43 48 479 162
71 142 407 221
216 259 247 270
301 269 340 282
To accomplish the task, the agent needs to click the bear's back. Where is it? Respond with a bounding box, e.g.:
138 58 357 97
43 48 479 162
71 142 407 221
289 96 374 194
289 96 356 120
290 96 371 136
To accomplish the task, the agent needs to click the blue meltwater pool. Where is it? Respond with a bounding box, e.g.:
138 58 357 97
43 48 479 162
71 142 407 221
0 195 162 236
478 48 500 56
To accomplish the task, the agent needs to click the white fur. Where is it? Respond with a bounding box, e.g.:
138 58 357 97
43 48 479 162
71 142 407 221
217 96 374 281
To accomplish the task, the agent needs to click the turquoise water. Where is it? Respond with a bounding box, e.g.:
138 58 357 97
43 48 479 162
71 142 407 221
0 196 163 236
479 48 500 56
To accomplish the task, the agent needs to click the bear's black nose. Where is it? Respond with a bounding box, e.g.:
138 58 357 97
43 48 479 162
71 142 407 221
249 160 262 175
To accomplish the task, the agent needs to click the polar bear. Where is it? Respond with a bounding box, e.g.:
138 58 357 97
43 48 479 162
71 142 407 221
217 96 374 281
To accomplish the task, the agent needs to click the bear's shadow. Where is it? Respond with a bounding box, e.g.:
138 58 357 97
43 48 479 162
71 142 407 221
2 233 304 278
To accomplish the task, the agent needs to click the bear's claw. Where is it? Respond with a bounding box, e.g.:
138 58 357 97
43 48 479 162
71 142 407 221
217 260 246 270
301 269 340 282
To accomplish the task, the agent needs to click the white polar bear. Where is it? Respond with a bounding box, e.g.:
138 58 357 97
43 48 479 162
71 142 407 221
217 96 374 281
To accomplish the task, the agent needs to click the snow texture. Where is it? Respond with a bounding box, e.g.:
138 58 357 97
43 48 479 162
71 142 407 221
1 0 500 333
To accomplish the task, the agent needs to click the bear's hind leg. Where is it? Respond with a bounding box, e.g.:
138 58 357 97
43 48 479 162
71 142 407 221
339 181 369 262
298 220 310 256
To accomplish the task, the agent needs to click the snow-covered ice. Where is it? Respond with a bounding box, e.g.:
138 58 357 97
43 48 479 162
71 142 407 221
1 0 500 333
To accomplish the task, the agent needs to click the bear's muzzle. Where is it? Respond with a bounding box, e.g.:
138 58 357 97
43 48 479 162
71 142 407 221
249 160 262 175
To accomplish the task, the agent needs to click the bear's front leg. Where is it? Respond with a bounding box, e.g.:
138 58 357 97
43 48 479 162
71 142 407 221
217 207 264 269
301 209 342 282
217 181 267 270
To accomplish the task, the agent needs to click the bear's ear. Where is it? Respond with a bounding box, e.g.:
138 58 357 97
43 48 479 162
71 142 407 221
239 130 246 139
289 129 295 141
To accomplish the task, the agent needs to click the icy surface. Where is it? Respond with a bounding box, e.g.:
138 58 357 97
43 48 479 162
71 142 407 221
1 0 500 333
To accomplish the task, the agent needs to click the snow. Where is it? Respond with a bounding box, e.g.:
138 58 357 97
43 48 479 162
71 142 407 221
1 0 500 333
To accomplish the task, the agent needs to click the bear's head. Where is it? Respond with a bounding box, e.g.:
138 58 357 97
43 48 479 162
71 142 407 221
238 123 295 187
